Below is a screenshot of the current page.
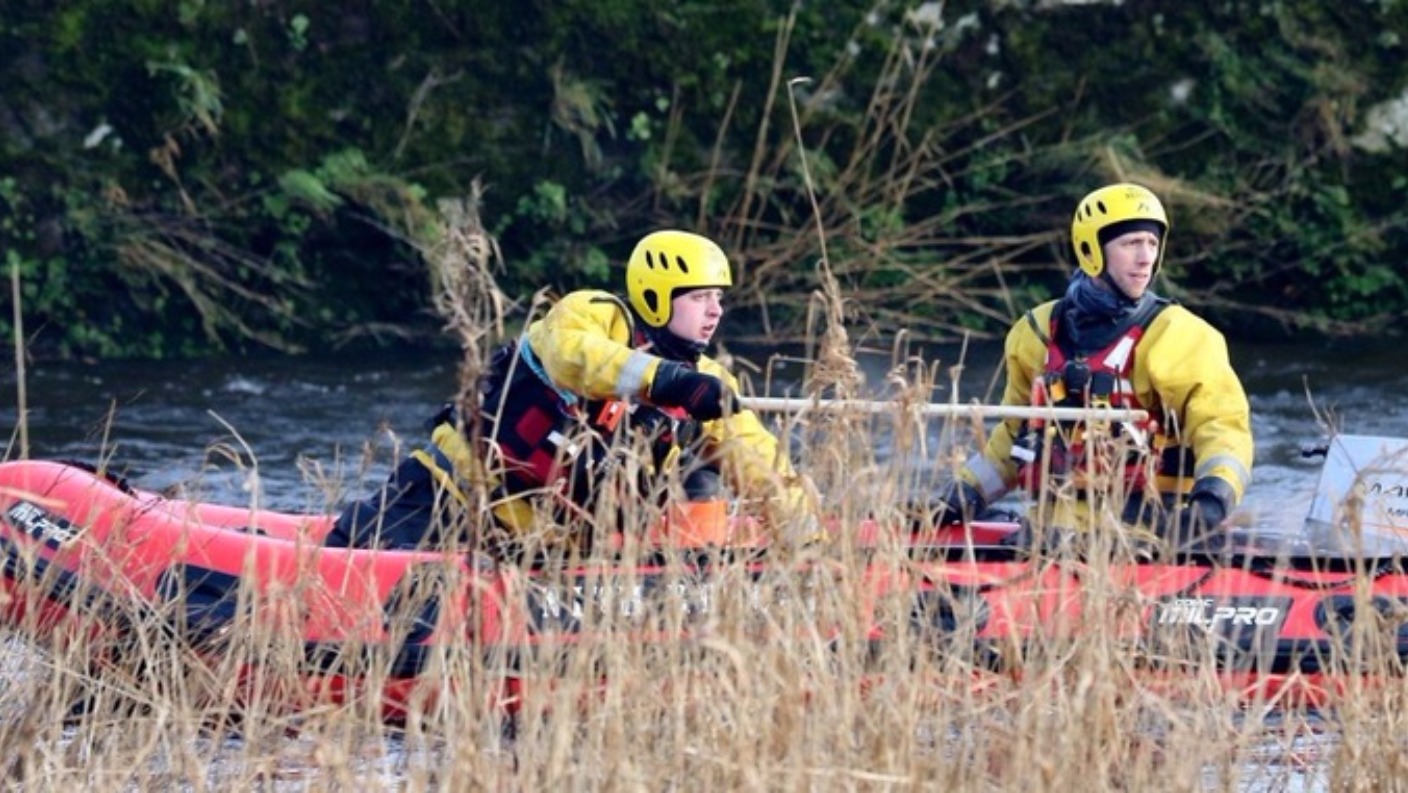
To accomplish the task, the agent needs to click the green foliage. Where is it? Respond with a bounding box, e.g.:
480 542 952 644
145 59 223 136
968 0 1408 331
3 0 1408 359
492 179 614 288
277 170 344 216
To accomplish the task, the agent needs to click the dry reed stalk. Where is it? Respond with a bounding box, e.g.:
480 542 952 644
9 256 26 460
710 9 1071 344
0 478 1384 791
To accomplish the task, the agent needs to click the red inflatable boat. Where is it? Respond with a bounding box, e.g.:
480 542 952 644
1 435 1406 719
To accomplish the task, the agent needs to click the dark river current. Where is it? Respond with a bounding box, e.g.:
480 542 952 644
3 336 1405 537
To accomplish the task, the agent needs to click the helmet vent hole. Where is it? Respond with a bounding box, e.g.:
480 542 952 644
1096 201 1108 215
1080 242 1092 258
645 251 657 269
675 255 689 274
643 290 659 314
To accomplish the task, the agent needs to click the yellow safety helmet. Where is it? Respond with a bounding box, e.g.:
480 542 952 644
1070 183 1169 278
626 230 733 328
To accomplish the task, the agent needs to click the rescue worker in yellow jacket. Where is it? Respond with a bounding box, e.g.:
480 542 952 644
325 229 813 550
934 183 1253 549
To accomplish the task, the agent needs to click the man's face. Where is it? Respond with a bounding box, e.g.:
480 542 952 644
667 288 724 344
1102 230 1160 299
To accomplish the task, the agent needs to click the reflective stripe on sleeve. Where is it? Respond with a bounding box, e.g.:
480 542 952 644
1195 453 1252 490
964 453 1009 502
616 349 656 399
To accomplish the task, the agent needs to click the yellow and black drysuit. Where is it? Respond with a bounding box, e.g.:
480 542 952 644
955 295 1253 533
326 290 810 549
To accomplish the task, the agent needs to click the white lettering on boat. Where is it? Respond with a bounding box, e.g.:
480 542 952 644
1156 597 1282 627
525 573 822 634
3 501 83 548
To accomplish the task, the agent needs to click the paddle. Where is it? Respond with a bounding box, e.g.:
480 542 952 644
738 396 1147 423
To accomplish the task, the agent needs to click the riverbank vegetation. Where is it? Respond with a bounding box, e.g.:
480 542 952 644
4 1 1408 359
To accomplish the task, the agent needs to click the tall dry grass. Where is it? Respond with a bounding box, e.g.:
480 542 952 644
4 470 1407 791
5 189 1408 793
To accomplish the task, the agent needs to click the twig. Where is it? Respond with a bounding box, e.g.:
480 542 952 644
10 256 26 459
395 69 463 161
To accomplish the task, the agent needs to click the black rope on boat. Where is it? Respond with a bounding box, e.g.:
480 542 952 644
1241 556 1399 591
56 459 136 495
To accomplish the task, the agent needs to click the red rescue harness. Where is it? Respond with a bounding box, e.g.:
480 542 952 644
478 339 699 505
1013 299 1193 499
478 340 608 495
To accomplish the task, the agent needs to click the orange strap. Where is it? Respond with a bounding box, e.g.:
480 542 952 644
593 399 628 432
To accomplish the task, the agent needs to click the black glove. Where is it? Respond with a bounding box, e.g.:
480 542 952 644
648 361 730 422
1179 492 1227 533
932 480 987 526
1169 478 1232 549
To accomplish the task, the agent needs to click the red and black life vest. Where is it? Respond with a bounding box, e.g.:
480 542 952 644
478 340 601 498
1013 298 1193 498
478 340 698 509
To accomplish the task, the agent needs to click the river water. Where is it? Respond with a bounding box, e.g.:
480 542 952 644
1 336 1404 791
3 337 1405 534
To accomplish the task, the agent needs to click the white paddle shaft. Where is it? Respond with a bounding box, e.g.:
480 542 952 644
738 396 1147 423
